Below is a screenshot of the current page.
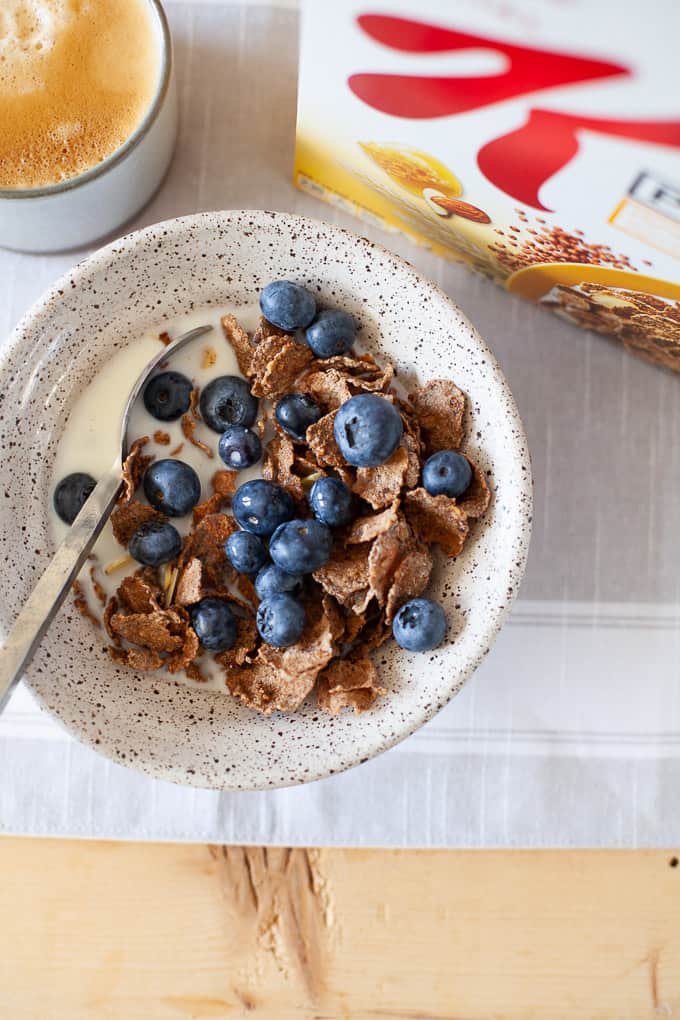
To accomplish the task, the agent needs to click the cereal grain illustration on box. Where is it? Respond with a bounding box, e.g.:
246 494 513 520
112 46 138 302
295 1 680 370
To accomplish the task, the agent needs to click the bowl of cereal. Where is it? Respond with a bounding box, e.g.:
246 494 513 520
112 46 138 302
0 211 531 789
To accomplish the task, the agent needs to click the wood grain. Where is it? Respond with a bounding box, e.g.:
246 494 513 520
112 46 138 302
1 839 679 1018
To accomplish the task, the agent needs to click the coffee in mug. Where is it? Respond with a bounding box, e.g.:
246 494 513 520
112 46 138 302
0 0 177 252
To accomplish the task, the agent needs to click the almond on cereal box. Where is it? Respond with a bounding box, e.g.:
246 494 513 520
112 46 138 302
295 0 680 371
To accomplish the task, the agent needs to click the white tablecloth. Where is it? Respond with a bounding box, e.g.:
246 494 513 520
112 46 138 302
1 1 679 847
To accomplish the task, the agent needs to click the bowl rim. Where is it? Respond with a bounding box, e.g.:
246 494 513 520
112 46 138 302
4 209 533 789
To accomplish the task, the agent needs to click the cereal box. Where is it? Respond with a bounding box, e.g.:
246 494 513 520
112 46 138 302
294 0 680 371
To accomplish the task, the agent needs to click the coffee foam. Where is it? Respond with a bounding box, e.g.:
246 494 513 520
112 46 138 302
0 2 74 93
0 0 161 188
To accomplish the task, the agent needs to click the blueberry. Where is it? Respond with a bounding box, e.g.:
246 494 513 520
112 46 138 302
190 597 237 652
269 518 333 574
199 376 258 433
53 472 96 525
309 476 355 527
255 563 304 601
232 479 295 536
225 531 268 575
392 597 447 652
256 593 306 648
143 371 193 422
260 280 316 331
422 450 472 499
306 309 356 358
129 520 182 566
334 393 403 467
218 425 262 470
143 459 201 516
275 393 323 441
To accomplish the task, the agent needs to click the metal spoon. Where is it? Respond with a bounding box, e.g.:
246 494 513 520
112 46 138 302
0 323 213 712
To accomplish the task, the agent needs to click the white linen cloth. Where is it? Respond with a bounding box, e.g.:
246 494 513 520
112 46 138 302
1 1 679 847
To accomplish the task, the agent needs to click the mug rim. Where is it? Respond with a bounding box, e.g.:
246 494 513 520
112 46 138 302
0 0 173 201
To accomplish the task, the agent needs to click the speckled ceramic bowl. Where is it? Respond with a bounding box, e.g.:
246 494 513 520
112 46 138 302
0 211 531 789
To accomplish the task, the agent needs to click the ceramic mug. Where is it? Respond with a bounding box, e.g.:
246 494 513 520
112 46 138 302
0 0 177 254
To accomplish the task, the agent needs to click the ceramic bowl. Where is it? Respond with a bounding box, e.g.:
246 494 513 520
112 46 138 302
0 210 531 789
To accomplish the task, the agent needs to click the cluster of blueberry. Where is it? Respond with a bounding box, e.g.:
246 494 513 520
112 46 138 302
55 280 476 662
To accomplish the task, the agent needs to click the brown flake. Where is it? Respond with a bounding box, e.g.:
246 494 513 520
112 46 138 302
458 459 491 519
212 469 238 497
262 431 294 477
222 314 254 377
253 315 287 342
164 621 200 674
367 516 414 605
224 660 283 715
190 387 202 421
397 397 424 484
297 369 352 410
72 580 101 629
185 513 238 556
181 414 214 458
313 544 372 614
317 658 385 714
409 380 465 452
174 557 203 606
262 433 305 504
121 436 153 503
306 410 345 468
401 432 422 488
347 359 393 393
192 492 226 525
103 596 119 642
111 501 166 547
109 646 163 671
158 331 171 347
153 430 171 446
251 334 314 399
385 544 433 623
353 446 408 509
320 352 393 392
108 610 185 653
180 513 237 586
347 502 400 544
405 488 469 557
169 442 184 457
117 571 162 614
89 565 107 607
249 334 284 379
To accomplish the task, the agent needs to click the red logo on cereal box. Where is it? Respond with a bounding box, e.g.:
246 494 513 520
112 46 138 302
350 15 680 210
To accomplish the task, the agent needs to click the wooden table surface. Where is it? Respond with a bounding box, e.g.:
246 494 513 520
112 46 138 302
1 838 679 1018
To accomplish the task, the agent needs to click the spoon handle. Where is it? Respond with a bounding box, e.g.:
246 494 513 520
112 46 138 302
0 465 123 712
